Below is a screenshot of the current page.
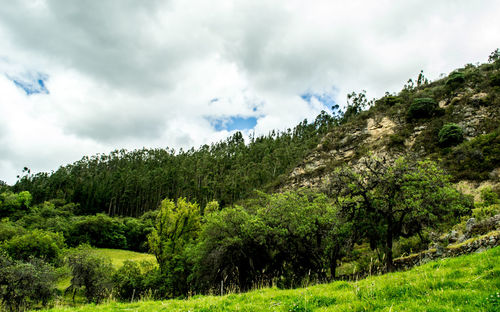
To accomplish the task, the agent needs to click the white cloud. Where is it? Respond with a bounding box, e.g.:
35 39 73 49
1 0 500 184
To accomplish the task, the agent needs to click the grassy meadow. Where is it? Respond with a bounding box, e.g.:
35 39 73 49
43 246 500 312
92 248 157 268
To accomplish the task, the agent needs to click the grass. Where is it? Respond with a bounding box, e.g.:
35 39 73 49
92 248 157 268
43 246 500 311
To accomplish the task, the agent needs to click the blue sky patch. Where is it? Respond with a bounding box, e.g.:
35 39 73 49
9 72 49 95
300 91 336 110
210 116 258 131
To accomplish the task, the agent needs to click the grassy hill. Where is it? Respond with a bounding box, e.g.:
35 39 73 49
44 246 500 312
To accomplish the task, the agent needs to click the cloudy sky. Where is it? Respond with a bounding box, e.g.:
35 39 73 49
1 0 499 184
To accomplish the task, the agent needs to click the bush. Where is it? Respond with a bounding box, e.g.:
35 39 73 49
444 128 500 181
490 72 500 87
446 72 465 90
3 229 65 265
438 123 464 147
407 98 437 120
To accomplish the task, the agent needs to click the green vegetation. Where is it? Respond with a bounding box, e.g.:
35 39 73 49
438 123 464 147
13 113 337 217
66 247 114 304
444 128 500 181
407 97 437 120
41 246 500 312
445 71 465 90
2 229 65 265
92 249 155 268
325 157 471 270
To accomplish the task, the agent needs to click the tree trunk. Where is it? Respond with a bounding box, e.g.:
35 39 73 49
330 257 338 280
385 226 394 272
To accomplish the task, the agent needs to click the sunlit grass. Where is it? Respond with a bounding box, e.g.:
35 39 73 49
92 248 156 268
43 246 500 311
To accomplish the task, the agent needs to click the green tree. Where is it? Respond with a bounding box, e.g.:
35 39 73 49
0 191 32 219
3 229 65 265
0 253 58 312
65 246 114 304
326 157 472 271
147 198 200 296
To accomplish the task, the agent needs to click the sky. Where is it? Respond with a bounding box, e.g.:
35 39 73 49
1 0 499 185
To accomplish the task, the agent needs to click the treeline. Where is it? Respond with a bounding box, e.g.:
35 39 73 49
0 192 155 252
13 111 337 216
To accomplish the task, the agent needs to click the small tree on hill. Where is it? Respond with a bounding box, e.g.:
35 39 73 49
326 156 472 271
66 246 113 304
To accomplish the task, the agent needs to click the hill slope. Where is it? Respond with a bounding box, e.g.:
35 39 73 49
282 61 500 197
43 246 500 312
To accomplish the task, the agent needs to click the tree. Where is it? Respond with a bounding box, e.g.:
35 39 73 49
326 156 472 271
488 48 500 63
192 191 353 292
0 191 32 219
0 253 58 312
66 246 114 304
3 229 65 265
147 198 200 296
343 90 373 122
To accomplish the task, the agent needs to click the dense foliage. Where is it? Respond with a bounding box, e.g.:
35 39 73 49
324 157 472 270
0 254 59 312
438 123 464 147
191 191 353 292
13 113 337 217
407 97 437 120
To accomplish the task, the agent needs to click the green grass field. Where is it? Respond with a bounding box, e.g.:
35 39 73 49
92 248 156 268
44 246 500 312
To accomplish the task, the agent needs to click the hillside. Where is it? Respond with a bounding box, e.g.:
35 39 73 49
42 246 500 312
282 61 500 197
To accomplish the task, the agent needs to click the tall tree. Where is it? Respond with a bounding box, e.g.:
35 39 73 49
326 157 472 271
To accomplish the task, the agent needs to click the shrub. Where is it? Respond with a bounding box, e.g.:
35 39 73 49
378 95 401 107
407 98 437 120
438 123 464 147
444 128 500 181
446 72 465 90
490 72 500 87
388 134 405 147
3 229 65 265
